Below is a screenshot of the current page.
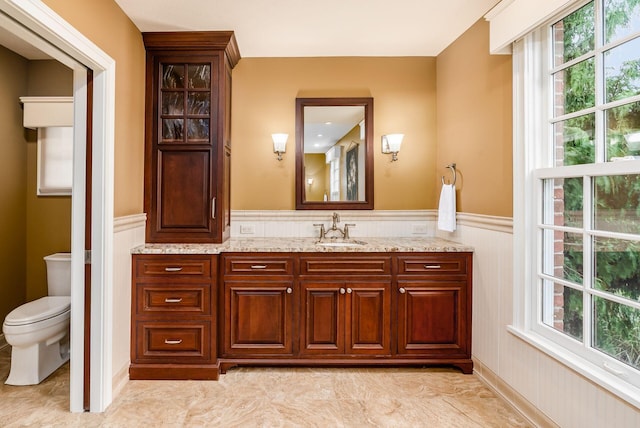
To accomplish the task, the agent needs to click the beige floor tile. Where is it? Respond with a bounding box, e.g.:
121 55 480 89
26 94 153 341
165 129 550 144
0 346 531 427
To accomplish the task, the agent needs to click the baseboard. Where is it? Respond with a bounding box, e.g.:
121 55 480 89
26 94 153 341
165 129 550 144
474 359 559 428
112 362 129 398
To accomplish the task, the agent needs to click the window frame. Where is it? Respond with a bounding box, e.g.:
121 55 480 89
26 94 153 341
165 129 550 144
512 0 640 407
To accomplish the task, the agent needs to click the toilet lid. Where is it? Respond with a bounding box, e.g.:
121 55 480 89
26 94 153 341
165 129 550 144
4 296 70 326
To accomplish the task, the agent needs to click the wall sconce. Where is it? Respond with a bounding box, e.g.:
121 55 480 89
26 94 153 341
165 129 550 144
272 133 288 161
306 178 314 185
381 134 404 161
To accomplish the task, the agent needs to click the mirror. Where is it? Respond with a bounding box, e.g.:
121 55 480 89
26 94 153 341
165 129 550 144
296 97 374 210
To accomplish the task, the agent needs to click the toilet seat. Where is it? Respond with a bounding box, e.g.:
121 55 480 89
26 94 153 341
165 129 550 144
3 296 70 326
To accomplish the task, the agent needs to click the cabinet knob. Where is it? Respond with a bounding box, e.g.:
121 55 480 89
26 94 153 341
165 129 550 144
399 287 406 294
340 288 346 294
286 287 293 294
346 288 352 294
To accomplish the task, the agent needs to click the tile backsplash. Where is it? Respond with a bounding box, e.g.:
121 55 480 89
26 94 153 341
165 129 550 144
231 210 437 238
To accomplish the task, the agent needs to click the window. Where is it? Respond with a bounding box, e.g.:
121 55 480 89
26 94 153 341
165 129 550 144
516 0 640 402
37 126 73 195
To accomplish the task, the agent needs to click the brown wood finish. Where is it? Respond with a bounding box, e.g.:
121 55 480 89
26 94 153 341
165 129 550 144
130 254 218 380
143 32 238 243
132 252 473 379
83 68 94 410
295 97 374 210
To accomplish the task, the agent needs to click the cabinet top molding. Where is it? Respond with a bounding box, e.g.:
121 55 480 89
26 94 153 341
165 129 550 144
142 31 241 68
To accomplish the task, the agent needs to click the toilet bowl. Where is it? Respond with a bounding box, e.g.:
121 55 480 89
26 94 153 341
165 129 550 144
2 253 71 385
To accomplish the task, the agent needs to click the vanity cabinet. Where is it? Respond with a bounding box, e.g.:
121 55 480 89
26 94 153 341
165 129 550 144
299 256 392 356
220 255 296 357
396 254 473 373
143 32 240 243
130 254 219 380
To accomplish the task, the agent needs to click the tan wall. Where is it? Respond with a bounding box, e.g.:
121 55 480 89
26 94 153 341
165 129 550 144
231 57 438 210
25 60 73 300
0 46 28 323
304 154 328 201
436 20 513 217
42 0 146 217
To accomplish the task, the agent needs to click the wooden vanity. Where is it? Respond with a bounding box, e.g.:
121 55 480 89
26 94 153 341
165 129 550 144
129 238 473 380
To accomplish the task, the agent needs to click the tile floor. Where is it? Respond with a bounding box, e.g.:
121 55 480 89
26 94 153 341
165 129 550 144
0 345 530 427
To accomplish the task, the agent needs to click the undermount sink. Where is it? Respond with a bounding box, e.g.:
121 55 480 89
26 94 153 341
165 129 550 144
316 240 367 247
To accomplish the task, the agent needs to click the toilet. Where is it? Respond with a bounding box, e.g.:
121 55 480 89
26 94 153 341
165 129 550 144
2 253 71 385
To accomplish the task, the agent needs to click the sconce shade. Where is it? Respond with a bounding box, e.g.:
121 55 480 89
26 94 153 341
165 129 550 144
272 133 288 161
384 134 403 152
272 133 288 153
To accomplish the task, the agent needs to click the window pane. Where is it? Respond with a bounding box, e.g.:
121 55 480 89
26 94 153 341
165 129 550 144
187 119 209 140
543 230 584 284
593 296 640 370
605 37 640 103
552 2 595 66
553 114 596 165
543 177 584 227
188 65 210 89
162 64 184 89
543 279 583 340
594 175 640 233
187 92 210 115
606 101 640 160
604 0 640 44
162 119 183 141
162 92 183 115
553 58 596 116
593 237 640 301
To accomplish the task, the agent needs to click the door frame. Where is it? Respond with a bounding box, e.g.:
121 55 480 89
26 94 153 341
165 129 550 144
0 0 116 412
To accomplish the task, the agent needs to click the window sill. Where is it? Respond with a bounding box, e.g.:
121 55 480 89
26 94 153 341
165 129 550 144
507 325 640 410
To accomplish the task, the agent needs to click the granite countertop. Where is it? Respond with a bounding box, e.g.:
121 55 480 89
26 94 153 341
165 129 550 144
131 237 473 254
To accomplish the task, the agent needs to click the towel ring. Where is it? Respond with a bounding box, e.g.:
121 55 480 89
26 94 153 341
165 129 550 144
442 163 457 185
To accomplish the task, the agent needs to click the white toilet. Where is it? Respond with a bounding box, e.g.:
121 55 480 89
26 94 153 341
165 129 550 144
2 253 71 385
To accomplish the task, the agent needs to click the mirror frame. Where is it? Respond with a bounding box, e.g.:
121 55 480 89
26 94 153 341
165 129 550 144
295 97 374 210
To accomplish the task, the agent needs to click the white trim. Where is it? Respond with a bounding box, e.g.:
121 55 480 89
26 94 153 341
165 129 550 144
456 213 513 233
114 213 147 233
508 326 640 409
0 0 116 413
231 209 436 222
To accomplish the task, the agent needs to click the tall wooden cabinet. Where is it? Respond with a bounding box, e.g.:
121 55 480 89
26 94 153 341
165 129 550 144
143 32 240 243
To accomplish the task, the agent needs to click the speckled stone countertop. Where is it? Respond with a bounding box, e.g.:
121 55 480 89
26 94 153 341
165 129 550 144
131 237 473 254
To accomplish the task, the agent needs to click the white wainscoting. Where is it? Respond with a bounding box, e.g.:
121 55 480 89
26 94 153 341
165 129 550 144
111 213 146 397
440 213 640 427
231 210 436 238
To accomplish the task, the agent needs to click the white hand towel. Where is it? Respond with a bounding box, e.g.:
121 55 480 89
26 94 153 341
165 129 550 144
438 184 456 232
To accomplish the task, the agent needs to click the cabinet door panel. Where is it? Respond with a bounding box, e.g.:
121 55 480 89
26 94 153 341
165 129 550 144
224 282 293 355
347 283 391 355
397 281 468 356
301 283 343 354
158 150 211 230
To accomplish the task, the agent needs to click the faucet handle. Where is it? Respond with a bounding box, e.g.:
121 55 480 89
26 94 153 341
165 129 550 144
313 223 326 239
344 223 355 239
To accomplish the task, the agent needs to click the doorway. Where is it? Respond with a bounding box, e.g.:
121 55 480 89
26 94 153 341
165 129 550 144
0 0 116 413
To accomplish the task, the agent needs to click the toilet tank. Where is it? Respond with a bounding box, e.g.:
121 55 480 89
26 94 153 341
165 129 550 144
44 253 71 296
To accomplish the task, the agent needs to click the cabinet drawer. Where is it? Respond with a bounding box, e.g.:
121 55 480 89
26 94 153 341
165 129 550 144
136 321 210 360
135 255 213 280
224 255 294 275
136 285 210 315
397 254 468 275
300 256 391 275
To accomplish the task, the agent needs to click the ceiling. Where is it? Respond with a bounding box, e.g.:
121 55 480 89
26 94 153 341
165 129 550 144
114 0 501 57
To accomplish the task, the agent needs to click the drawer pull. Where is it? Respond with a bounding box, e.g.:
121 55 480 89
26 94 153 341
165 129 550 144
346 288 353 294
424 265 441 269
164 339 183 345
286 287 293 294
340 288 346 294
399 287 406 294
164 267 183 272
251 265 268 269
164 298 183 303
